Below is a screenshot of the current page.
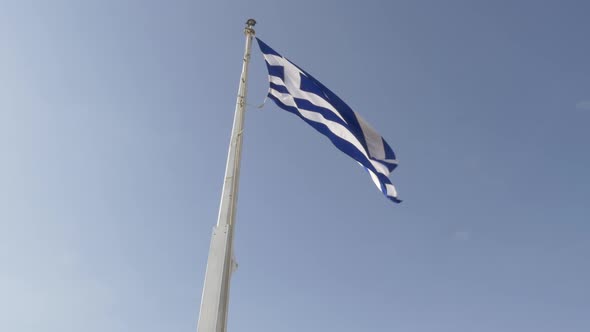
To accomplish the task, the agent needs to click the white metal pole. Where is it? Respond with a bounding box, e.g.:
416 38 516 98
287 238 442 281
197 19 256 332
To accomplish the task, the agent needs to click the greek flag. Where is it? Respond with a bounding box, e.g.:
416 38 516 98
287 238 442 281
257 38 401 203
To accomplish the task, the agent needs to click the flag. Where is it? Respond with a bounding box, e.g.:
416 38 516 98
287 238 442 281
256 38 401 203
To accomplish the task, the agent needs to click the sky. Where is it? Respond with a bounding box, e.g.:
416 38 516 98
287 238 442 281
1 0 589 331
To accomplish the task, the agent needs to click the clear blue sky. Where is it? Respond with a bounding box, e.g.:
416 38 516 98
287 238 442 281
1 0 589 331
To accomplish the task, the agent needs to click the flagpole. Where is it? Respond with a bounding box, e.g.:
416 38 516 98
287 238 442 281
197 19 256 332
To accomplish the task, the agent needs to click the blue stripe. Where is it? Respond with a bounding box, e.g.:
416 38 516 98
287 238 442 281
267 65 284 80
256 38 282 57
380 160 398 173
382 137 397 161
269 82 289 94
298 73 329 101
292 98 349 128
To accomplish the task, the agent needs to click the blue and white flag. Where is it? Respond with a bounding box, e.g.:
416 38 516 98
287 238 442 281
256 38 401 203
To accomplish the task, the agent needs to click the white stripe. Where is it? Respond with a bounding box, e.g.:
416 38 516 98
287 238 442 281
384 183 398 197
269 88 390 176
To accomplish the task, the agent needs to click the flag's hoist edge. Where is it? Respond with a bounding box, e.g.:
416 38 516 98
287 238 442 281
256 38 401 204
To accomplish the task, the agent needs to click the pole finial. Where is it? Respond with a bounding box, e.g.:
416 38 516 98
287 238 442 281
245 18 256 35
